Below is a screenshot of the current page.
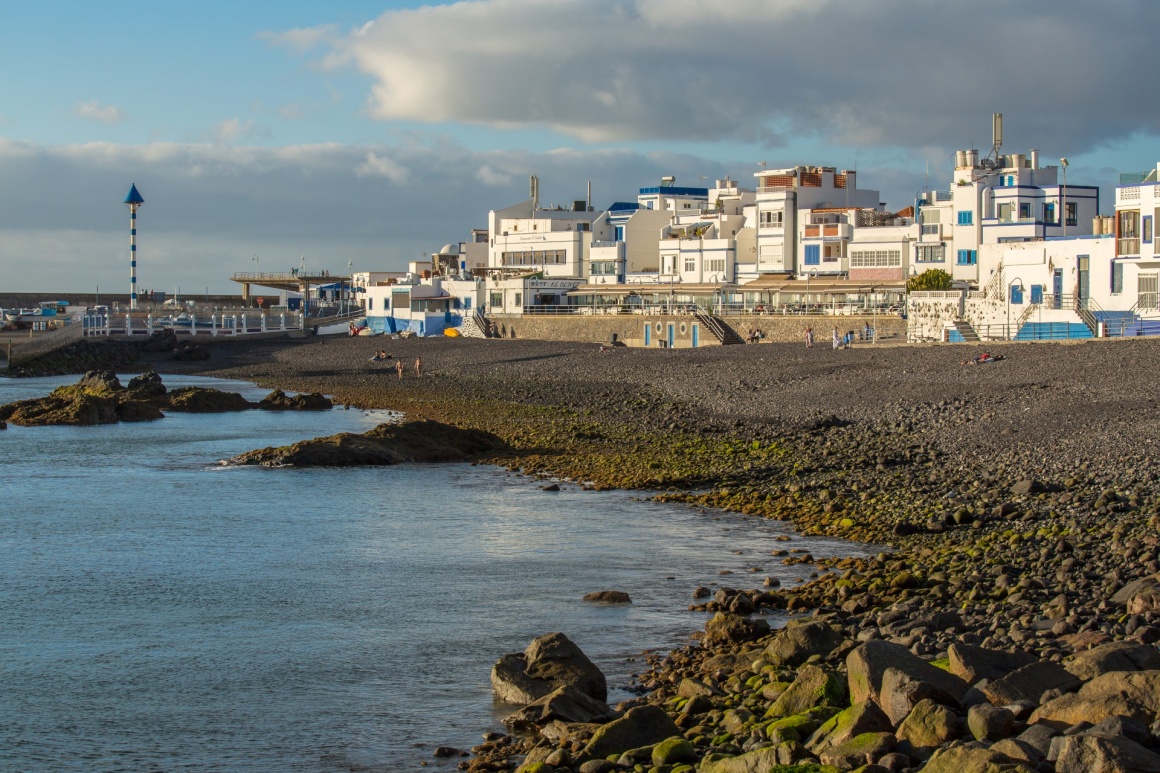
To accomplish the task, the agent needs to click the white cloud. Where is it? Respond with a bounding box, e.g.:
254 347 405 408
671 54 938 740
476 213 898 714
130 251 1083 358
476 164 512 186
256 24 339 53
355 152 409 183
73 100 125 125
296 0 1160 153
211 118 268 145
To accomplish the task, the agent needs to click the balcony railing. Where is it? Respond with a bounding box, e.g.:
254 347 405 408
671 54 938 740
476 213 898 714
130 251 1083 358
1118 238 1141 255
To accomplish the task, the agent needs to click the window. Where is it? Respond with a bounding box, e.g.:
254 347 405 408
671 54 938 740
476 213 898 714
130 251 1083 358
645 201 654 210
705 258 726 274
1031 285 1044 304
957 211 973 225
661 255 677 275
759 244 783 262
1145 216 1153 244
823 243 842 262
367 297 374 311
922 224 941 235
759 210 784 227
804 244 820 265
490 291 502 308
1112 262 1124 294
1043 202 1056 223
614 226 625 242
849 250 902 268
922 209 941 224
1010 285 1024 304
683 256 696 273
514 292 522 307
1066 202 1078 226
956 249 978 265
1019 203 1031 220
997 203 1013 221
916 245 945 263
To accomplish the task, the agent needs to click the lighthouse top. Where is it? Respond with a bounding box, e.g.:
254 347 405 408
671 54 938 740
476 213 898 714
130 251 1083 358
124 183 144 206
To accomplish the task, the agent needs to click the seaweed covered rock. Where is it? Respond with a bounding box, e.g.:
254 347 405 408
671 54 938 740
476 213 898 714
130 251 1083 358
229 419 508 467
166 387 254 413
258 389 332 411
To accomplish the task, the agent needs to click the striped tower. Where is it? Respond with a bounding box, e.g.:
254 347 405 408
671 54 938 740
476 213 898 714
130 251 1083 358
124 184 145 310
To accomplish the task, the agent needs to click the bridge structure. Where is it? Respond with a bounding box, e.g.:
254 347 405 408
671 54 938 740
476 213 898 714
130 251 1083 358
229 271 351 308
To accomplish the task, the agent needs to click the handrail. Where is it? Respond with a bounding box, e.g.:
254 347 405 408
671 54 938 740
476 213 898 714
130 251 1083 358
694 311 728 342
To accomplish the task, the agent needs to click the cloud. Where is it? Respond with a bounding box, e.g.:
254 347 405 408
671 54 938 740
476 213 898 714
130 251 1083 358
355 152 409 183
298 0 1160 153
256 24 339 53
73 100 125 125
476 164 512 186
211 118 268 145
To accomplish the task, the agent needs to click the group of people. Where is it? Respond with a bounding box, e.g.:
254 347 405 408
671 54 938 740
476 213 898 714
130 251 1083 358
803 322 875 350
961 352 1006 366
369 350 422 378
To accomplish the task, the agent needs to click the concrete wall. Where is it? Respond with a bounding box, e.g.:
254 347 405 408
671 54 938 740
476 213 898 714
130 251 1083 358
489 312 907 346
5 323 84 367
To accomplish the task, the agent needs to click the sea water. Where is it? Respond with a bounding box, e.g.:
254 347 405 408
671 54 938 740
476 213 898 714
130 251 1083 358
0 375 866 772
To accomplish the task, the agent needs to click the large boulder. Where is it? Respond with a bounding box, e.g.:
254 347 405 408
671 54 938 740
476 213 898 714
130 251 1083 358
703 611 770 648
1064 641 1160 681
968 704 1016 742
948 643 1038 685
126 370 167 396
651 736 696 767
895 699 961 759
575 705 680 764
491 632 607 705
501 684 613 732
881 667 963 726
819 731 897 771
165 387 254 413
809 700 894 752
582 590 632 604
981 661 1082 706
764 620 845 667
1113 575 1160 615
847 641 968 710
258 389 332 411
698 748 782 773
918 745 1034 773
1054 734 1160 773
1031 670 1160 727
75 369 123 393
769 664 848 718
0 389 119 426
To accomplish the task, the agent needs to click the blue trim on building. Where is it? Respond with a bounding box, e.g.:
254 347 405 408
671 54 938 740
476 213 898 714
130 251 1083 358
638 186 708 197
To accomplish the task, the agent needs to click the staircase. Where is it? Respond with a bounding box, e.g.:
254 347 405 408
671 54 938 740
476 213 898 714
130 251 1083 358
695 312 744 345
460 309 491 339
951 319 980 343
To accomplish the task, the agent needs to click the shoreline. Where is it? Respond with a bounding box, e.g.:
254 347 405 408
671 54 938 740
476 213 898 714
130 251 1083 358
14 334 1160 771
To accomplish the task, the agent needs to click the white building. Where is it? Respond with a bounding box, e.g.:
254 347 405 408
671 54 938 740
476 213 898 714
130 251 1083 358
363 275 485 336
487 199 609 281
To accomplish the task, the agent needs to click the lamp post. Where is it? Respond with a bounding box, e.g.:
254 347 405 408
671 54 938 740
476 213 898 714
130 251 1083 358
1006 276 1024 340
124 184 144 310
1060 158 1069 238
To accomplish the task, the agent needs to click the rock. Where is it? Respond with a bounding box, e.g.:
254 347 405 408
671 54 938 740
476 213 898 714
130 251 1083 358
165 386 254 413
1010 479 1043 496
895 698 961 758
541 482 560 491
968 704 1016 741
140 328 178 353
0 388 119 426
948 643 1038 684
1054 734 1160 773
703 611 771 648
582 590 632 604
1031 670 1160 727
501 685 613 732
880 667 963 726
229 419 509 467
770 664 848 718
982 661 1082 706
819 731 897 770
433 746 465 757
918 745 1034 773
1113 574 1160 615
652 736 696 767
765 620 846 667
847 640 968 711
491 632 607 705
698 747 782 773
1086 716 1154 746
1064 641 1160 680
809 700 894 752
988 739 1044 765
1017 723 1058 758
76 369 122 393
678 677 721 699
172 343 210 361
126 370 167 396
577 762 617 773
682 694 714 716
576 705 681 764
258 389 332 411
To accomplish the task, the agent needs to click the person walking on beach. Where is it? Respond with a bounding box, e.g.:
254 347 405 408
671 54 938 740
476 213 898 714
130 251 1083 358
805 326 814 348
414 357 422 378
832 327 840 350
395 359 404 380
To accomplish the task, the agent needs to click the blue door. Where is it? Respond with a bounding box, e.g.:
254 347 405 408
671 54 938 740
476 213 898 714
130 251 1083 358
1030 285 1043 304
643 323 651 347
667 323 675 348
692 323 699 348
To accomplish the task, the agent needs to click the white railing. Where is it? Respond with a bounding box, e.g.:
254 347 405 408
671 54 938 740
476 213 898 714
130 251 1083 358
82 312 301 337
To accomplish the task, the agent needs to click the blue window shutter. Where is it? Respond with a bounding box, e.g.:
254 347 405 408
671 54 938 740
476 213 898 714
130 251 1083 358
957 211 972 226
805 244 820 265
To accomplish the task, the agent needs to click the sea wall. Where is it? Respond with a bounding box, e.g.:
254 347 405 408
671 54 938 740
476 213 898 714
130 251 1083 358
488 313 907 347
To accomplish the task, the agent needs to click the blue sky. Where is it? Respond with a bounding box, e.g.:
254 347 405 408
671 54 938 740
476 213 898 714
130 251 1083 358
2 0 1158 293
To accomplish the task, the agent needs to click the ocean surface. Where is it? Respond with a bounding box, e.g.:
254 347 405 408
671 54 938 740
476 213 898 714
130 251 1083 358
0 374 867 772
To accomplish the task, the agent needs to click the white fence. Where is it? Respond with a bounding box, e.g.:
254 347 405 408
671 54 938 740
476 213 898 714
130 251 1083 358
83 312 303 338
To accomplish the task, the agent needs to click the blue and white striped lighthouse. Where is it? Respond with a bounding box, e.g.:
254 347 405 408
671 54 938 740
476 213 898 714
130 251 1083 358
124 183 145 310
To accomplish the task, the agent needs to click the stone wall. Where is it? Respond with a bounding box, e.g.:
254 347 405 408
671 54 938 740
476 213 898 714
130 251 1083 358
488 313 907 347
5 324 84 368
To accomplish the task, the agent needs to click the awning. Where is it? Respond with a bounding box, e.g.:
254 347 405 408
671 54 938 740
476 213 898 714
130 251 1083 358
742 274 906 295
566 282 738 297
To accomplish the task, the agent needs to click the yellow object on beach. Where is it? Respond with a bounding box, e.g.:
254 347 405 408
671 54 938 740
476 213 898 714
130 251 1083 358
444 328 461 337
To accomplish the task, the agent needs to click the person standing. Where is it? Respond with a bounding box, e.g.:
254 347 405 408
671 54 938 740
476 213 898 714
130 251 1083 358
832 328 840 350
415 357 422 378
396 359 404 380
805 326 814 348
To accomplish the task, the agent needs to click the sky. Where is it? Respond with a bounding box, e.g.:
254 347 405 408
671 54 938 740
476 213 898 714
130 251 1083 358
2 0 1159 294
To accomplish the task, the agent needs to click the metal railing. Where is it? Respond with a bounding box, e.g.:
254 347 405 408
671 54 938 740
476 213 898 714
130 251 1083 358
82 311 303 338
1118 238 1141 256
512 302 904 318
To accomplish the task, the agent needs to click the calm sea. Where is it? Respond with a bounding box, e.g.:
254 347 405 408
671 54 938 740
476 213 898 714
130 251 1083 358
0 375 865 772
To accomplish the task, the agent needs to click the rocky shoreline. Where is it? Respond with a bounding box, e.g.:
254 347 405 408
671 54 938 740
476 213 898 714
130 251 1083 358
13 334 1160 772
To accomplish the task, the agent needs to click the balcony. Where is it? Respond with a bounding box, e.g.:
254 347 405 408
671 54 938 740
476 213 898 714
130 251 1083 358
1118 238 1141 256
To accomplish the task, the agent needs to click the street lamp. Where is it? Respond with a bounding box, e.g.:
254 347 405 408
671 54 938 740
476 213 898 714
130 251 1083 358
1060 158 1069 238
1006 276 1025 340
804 269 818 314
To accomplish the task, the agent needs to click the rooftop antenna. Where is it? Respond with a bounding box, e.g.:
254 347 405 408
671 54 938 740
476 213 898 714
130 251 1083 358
989 112 1003 163
587 181 591 211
